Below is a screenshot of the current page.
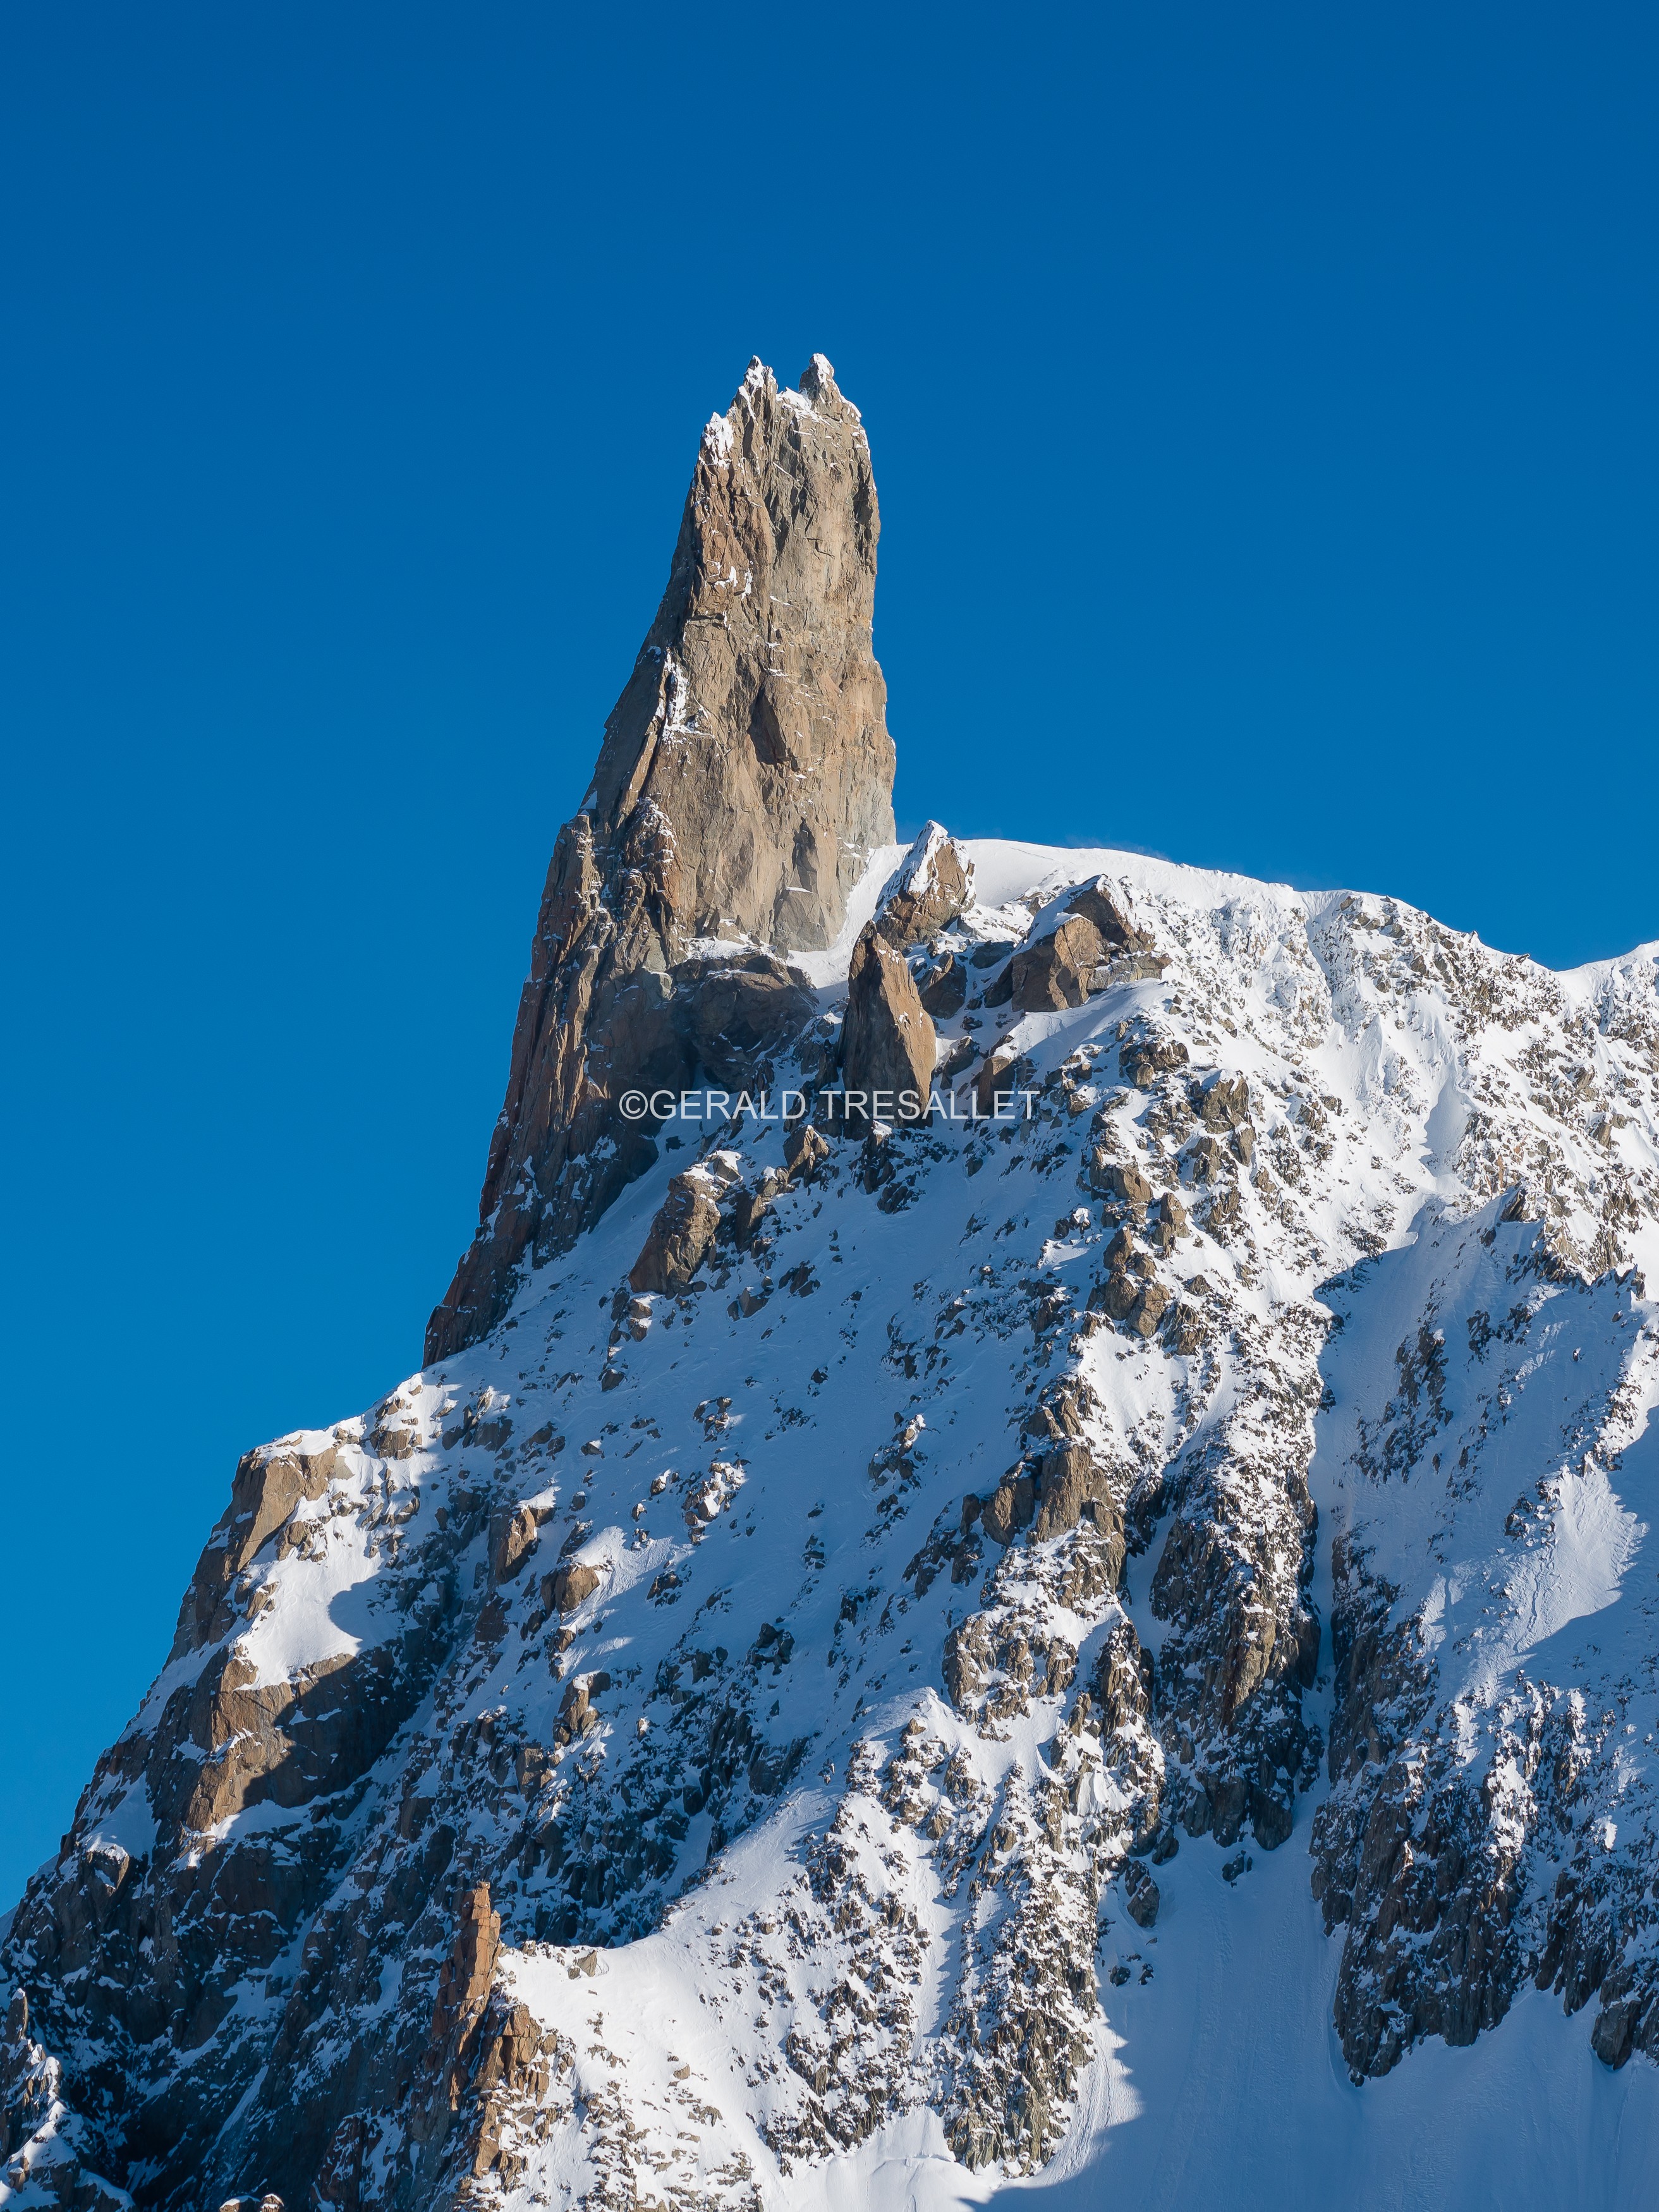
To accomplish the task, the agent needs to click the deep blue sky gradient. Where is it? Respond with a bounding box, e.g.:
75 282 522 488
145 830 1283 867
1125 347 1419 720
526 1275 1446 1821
3 2 1656 1902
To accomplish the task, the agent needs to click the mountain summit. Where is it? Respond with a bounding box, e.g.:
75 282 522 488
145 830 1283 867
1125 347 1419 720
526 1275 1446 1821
5 365 1659 2212
427 356 894 1363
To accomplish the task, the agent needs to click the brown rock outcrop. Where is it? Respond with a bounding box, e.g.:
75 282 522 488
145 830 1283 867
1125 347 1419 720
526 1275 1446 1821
980 1471 1036 1545
1122 1034 1188 1089
1012 917 1112 1012
628 1169 721 1293
875 822 974 947
427 355 895 1361
841 923 935 1124
783 1121 830 1179
1195 1073 1251 1130
918 952 967 1018
676 952 815 1088
489 1504 540 1583
974 1044 1024 1115
545 1562 602 1615
1146 1191 1188 1253
1087 1154 1151 1212
554 1672 611 1747
466 1998 568 2185
171 1438 340 1660
1011 880 1150 1012
409 1885 501 2149
1032 1445 1124 1566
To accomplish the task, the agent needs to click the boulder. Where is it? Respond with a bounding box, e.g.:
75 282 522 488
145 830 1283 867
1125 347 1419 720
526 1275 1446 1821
1064 876 1151 953
555 1670 612 1747
1122 1036 1188 1090
936 1033 975 1085
628 1169 721 1292
975 1044 1025 1115
875 822 974 946
1088 1153 1152 1212
1090 1271 1139 1322
1010 879 1152 1012
368 1399 421 1459
545 1563 602 1616
1127 1280 1170 1338
489 1504 540 1583
1011 914 1110 1011
841 923 935 1123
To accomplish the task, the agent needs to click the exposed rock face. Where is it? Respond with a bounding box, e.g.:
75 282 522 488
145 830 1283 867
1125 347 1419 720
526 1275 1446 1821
875 822 974 947
1011 878 1151 1012
841 923 936 1122
489 1502 540 1583
783 1121 830 1179
675 953 815 1088
918 951 967 1018
427 355 895 1362
1087 1153 1151 1210
547 1562 601 1615
1031 1442 1124 1553
627 1167 722 1294
408 1885 501 2154
172 1438 341 1658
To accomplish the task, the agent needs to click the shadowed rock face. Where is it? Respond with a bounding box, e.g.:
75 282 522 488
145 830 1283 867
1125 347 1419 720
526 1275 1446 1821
427 355 895 1363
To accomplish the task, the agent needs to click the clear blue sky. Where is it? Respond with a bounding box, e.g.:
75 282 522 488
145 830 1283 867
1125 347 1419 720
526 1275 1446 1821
3 3 1655 1904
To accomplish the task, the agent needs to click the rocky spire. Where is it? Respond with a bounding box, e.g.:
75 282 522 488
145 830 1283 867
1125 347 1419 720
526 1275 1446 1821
425 356 895 1363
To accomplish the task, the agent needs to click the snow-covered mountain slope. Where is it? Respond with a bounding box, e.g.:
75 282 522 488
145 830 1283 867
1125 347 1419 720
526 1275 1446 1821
6 832 1658 2212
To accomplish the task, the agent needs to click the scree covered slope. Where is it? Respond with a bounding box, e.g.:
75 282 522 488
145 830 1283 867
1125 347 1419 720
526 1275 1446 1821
4 363 1659 2212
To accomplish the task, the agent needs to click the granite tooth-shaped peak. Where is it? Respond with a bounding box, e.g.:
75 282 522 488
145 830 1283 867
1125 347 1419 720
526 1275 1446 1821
427 354 895 1363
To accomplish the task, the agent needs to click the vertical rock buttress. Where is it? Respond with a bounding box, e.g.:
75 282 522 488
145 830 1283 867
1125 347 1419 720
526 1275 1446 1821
426 355 895 1363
